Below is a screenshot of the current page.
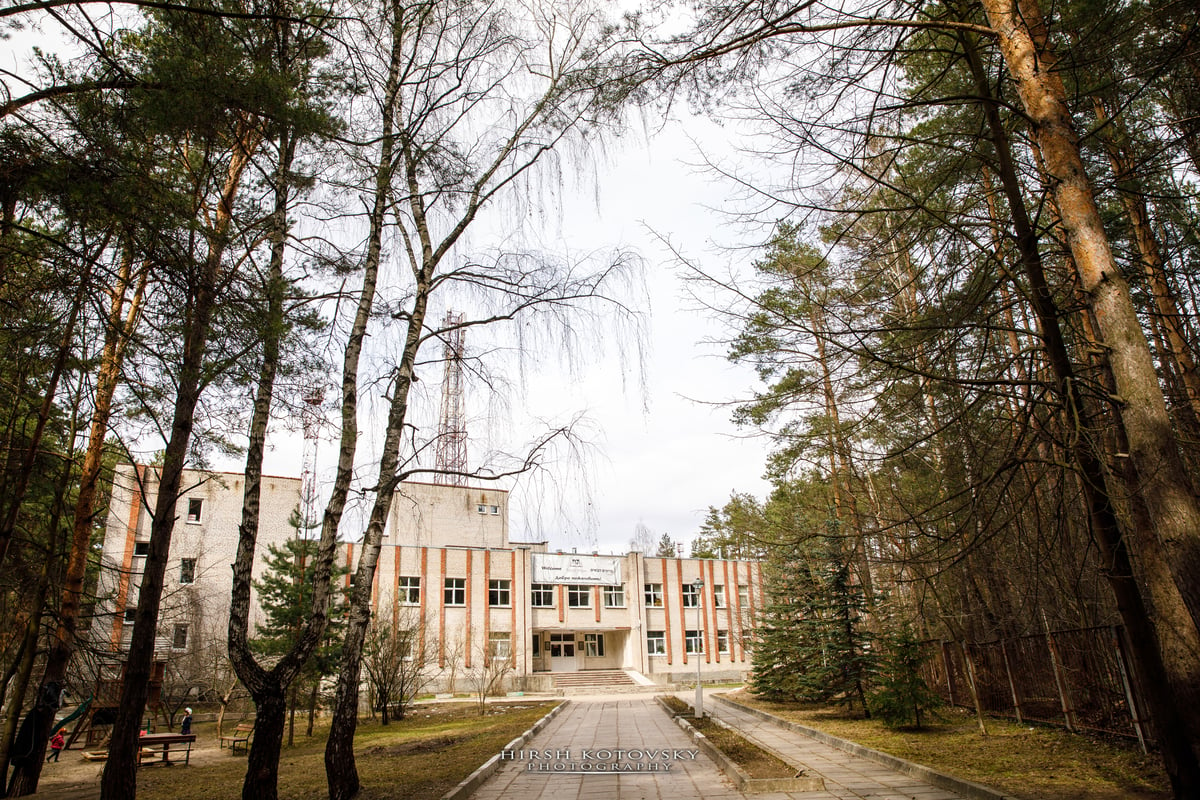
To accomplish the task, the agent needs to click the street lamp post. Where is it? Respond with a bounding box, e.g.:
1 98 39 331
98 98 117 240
692 578 704 719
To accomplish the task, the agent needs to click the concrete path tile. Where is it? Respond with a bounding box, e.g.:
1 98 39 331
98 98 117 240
703 697 978 800
470 694 984 800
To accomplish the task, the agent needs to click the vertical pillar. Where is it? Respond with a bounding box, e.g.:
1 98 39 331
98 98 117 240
1045 629 1076 732
1112 626 1148 753
1000 640 1022 723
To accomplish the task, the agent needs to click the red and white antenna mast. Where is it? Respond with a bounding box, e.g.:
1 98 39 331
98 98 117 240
433 311 467 483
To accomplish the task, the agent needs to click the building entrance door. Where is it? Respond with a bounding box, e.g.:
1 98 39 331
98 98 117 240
548 632 576 671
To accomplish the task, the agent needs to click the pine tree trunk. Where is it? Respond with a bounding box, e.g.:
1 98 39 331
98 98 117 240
959 15 1200 793
9 251 145 796
5 460 70 796
100 114 259 800
980 0 1200 636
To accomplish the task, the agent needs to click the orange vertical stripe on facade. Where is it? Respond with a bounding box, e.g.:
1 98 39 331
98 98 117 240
438 549 447 668
723 559 736 661
558 584 564 624
464 549 473 669
392 545 401 625
661 559 673 665
594 585 601 623
111 465 145 649
700 556 710 662
675 559 687 665
345 542 354 591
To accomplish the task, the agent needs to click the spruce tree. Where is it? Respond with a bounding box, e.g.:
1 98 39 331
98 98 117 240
749 539 824 701
870 625 942 728
252 518 347 741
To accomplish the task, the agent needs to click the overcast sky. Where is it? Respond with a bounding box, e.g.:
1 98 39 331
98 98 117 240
505 117 775 554
6 15 776 555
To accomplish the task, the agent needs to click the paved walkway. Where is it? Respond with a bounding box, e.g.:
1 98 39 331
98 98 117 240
704 696 970 800
469 694 974 800
469 695 745 800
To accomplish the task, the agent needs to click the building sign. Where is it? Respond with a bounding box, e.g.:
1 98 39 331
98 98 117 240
531 553 622 586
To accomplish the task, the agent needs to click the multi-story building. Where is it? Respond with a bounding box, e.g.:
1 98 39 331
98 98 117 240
97 464 303 657
99 465 763 690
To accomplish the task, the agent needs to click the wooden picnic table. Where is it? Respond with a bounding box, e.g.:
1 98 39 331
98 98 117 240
137 732 197 766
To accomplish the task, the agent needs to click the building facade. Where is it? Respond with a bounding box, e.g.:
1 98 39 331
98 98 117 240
98 464 302 657
356 481 762 689
99 467 762 690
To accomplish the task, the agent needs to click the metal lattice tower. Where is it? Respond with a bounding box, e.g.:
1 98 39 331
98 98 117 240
433 311 467 483
300 387 324 536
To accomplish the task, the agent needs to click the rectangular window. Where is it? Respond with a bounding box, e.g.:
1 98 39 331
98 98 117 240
133 541 150 557
489 505 500 515
488 579 511 607
186 498 203 523
718 630 730 654
714 584 726 608
583 633 605 657
476 503 488 514
644 583 663 607
444 578 466 606
685 629 704 654
738 584 749 609
532 633 540 657
180 558 196 585
531 583 554 607
682 583 700 608
603 585 625 608
172 624 188 650
488 632 512 659
567 585 591 608
398 576 420 605
123 608 136 623
646 630 666 655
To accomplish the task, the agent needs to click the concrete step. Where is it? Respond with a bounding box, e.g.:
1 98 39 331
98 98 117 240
551 670 636 688
555 683 662 696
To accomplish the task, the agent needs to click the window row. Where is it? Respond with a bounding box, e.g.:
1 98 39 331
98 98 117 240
394 576 753 610
645 629 730 655
397 578 629 608
644 583 749 609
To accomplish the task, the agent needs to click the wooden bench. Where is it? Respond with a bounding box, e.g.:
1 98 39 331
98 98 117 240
136 733 197 766
220 723 254 754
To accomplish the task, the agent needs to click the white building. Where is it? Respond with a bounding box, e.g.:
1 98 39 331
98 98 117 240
97 464 302 656
99 466 763 689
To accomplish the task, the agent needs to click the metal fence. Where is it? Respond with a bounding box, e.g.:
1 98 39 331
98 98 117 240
922 626 1150 750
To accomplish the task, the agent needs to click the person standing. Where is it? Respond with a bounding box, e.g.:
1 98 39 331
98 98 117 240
180 708 193 736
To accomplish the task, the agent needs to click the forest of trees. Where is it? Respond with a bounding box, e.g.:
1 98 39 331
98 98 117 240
2 0 1199 798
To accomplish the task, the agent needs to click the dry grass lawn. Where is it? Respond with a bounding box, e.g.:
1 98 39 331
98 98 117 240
724 691 1170 800
35 701 558 800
